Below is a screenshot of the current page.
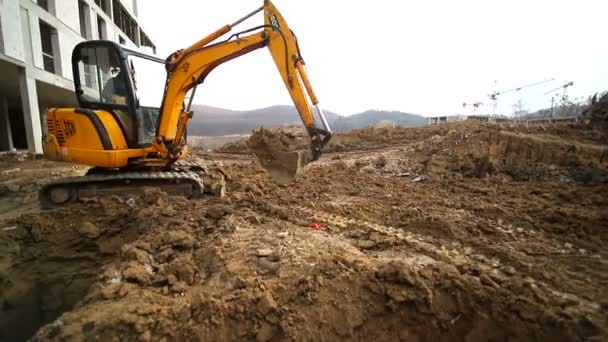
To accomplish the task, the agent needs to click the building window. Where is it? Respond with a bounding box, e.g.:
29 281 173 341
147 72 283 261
78 0 92 39
139 30 156 54
112 0 139 45
37 0 55 14
39 20 60 74
97 16 107 40
94 0 111 16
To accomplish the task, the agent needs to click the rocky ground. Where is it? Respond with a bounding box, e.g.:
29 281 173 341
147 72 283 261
0 119 607 341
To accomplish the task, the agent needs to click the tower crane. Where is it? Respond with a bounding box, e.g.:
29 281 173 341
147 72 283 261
544 81 574 117
488 78 556 115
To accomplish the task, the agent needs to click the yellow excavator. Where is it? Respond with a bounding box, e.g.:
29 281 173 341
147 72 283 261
40 0 332 208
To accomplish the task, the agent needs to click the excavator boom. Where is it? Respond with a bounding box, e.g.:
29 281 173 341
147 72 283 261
154 1 331 181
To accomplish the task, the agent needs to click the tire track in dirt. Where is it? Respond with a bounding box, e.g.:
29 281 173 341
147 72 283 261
281 205 603 318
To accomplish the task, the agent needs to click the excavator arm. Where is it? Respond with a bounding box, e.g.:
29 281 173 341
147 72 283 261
153 1 332 169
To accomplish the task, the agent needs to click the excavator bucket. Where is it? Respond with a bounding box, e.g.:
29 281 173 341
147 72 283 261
247 128 314 185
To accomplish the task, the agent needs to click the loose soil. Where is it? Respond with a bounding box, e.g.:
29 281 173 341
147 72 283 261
0 121 607 341
246 128 312 184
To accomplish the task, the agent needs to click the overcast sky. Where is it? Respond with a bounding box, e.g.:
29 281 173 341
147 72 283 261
139 0 608 116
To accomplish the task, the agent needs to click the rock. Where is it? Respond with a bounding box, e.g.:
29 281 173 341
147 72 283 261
360 165 376 174
233 276 248 289
357 240 376 249
412 175 429 183
6 183 20 192
170 281 189 293
166 257 197 284
257 291 278 314
163 231 195 249
202 173 227 198
277 231 289 239
373 155 387 168
386 286 410 303
125 197 137 208
256 248 274 257
156 247 174 262
256 321 276 342
564 242 573 249
368 232 385 243
122 245 149 263
503 266 517 276
123 262 151 284
161 206 177 217
257 259 280 274
78 221 100 238
206 205 232 219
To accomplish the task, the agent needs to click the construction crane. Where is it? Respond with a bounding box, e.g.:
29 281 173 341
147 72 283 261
544 81 574 117
488 78 556 115
544 81 574 96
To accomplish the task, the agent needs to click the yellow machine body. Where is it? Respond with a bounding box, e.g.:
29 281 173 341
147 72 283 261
43 107 156 168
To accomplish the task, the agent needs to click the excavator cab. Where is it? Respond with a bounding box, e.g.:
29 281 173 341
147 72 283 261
72 41 163 147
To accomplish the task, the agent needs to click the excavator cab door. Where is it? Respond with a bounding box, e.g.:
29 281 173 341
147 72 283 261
72 40 164 147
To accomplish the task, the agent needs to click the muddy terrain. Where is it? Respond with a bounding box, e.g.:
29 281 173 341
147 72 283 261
1 120 607 341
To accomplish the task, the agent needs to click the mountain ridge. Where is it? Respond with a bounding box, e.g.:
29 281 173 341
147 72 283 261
188 104 426 136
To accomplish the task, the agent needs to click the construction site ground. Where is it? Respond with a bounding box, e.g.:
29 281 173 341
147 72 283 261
1 121 607 341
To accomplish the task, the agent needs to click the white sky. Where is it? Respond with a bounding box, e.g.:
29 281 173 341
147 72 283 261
138 0 608 116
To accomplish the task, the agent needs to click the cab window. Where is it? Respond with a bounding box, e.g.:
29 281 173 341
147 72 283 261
76 46 130 106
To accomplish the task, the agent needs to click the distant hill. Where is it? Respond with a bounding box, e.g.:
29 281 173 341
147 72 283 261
188 105 425 136
330 110 427 131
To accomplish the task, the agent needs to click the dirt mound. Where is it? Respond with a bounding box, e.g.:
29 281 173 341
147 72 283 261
341 123 608 185
214 138 249 154
2 188 604 341
216 124 468 155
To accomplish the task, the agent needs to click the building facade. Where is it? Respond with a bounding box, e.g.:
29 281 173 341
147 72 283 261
0 0 156 153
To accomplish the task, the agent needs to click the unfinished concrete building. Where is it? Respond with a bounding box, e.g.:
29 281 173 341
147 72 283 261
0 0 156 153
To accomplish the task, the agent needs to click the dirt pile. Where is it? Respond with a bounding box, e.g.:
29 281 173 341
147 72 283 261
214 138 249 154
1 121 607 341
338 123 608 185
2 188 604 341
216 124 462 155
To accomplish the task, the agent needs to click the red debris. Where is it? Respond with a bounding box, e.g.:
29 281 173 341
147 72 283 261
308 223 324 231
